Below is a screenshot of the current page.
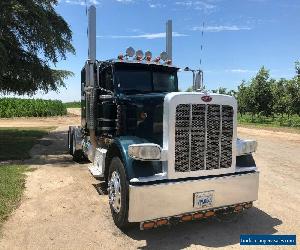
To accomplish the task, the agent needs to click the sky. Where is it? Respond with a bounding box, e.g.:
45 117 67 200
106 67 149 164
21 0 300 101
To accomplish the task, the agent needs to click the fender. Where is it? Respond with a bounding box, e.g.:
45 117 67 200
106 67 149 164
106 136 162 181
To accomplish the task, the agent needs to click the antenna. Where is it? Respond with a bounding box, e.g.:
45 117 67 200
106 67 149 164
199 22 205 66
85 0 88 38
199 22 205 90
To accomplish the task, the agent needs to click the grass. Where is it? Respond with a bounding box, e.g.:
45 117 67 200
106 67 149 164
0 165 31 226
0 127 54 161
0 126 55 229
64 101 81 108
238 114 300 129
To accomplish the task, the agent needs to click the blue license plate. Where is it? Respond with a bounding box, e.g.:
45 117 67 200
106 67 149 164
194 190 214 208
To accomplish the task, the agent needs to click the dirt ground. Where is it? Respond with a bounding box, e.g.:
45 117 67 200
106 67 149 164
0 110 299 250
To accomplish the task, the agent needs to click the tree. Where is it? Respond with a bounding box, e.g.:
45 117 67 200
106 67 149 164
186 86 193 92
212 87 236 97
286 79 300 116
212 87 227 94
295 61 300 78
0 1 75 95
283 62 300 116
272 79 288 117
250 67 273 116
236 80 254 117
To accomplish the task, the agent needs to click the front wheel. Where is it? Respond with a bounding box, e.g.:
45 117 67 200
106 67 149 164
108 157 130 230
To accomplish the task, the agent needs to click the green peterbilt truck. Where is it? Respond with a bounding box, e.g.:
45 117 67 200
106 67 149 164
68 5 259 230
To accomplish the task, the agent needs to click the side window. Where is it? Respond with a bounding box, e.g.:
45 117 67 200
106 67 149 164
81 68 85 95
100 68 113 91
105 70 113 90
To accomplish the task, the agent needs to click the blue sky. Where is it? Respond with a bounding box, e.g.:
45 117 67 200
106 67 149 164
35 0 300 101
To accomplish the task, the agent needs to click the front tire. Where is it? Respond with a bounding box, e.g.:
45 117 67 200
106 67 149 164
108 157 130 230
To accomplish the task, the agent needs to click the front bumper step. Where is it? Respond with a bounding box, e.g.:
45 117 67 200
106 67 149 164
128 171 259 222
140 201 253 230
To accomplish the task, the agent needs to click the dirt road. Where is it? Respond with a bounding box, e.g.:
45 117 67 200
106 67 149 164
0 114 299 249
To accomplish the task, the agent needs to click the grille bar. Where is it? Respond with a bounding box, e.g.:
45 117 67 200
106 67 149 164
174 104 233 172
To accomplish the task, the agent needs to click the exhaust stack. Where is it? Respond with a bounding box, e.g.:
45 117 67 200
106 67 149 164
166 20 172 61
86 5 97 152
88 5 96 61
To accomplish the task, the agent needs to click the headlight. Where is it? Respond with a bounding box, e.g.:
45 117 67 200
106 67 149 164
237 139 258 156
128 143 162 161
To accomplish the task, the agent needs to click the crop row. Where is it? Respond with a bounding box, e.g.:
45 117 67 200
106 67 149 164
0 98 67 118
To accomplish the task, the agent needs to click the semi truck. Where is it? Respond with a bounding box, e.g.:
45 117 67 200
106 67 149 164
68 5 259 230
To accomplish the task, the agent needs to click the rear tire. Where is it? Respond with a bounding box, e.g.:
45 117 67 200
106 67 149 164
71 131 85 163
108 157 130 230
68 129 73 155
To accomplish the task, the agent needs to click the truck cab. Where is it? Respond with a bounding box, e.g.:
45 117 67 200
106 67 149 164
68 5 259 230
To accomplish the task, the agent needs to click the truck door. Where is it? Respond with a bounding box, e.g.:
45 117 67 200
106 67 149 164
96 67 117 136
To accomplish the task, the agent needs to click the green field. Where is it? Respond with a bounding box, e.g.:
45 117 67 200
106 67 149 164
64 101 81 108
0 98 67 118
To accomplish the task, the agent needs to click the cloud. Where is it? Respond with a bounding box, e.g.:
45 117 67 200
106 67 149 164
115 0 134 3
63 0 134 5
192 25 252 32
175 1 216 11
64 0 100 5
226 69 255 73
148 3 166 8
97 32 188 39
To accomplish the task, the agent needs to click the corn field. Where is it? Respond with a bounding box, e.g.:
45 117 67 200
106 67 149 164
0 98 67 118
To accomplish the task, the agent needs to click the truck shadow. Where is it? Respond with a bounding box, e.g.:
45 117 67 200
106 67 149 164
125 207 282 250
24 129 78 166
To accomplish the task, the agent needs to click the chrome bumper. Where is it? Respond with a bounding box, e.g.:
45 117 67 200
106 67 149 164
128 171 259 222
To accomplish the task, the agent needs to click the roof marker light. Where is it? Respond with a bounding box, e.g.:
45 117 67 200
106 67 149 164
135 50 144 60
126 47 135 57
117 54 124 60
160 51 168 61
145 51 152 61
153 57 160 63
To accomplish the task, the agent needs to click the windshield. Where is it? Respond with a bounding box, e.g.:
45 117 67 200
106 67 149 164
114 69 178 93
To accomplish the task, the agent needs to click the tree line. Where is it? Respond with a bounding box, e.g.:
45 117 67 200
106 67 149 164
208 62 300 118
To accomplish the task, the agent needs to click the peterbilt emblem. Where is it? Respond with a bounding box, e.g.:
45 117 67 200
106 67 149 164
201 95 212 102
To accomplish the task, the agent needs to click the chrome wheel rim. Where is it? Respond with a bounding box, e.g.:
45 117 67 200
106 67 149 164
108 171 122 213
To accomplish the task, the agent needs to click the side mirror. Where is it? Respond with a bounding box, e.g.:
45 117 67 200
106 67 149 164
194 71 203 91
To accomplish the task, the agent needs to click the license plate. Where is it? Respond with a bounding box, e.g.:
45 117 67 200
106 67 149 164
193 190 214 209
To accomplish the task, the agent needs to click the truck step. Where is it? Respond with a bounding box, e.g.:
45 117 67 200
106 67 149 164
88 165 103 178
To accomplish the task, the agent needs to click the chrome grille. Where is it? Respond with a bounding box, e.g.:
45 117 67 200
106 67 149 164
206 105 221 170
190 104 205 171
220 105 234 168
174 104 233 172
174 104 190 172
